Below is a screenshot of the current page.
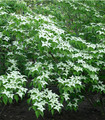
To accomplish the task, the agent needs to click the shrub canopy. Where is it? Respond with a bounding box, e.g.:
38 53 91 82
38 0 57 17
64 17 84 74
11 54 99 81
0 0 105 117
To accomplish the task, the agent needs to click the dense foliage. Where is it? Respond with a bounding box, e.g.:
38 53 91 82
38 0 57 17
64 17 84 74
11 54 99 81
0 0 105 118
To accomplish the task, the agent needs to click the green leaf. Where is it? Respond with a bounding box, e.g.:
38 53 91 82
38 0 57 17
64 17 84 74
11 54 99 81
3 95 8 105
40 112 44 117
35 111 40 118
27 98 31 104
9 98 12 103
51 109 54 115
14 95 19 102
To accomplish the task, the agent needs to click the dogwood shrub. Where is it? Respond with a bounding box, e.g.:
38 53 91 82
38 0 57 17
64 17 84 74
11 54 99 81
0 0 105 118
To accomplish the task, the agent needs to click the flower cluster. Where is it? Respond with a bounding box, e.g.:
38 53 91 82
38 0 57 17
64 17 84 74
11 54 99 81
28 88 63 113
0 70 27 102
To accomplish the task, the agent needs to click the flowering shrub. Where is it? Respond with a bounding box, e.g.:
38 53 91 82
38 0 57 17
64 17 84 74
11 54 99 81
0 0 105 118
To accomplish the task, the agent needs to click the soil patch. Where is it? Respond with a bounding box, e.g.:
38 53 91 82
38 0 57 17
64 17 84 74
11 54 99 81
0 96 104 120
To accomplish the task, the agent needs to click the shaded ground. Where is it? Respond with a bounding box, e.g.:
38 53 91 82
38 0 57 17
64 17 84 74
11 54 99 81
0 96 105 120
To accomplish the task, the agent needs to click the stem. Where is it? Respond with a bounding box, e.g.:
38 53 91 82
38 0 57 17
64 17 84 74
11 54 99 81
83 89 96 109
0 105 6 117
100 94 105 115
49 51 58 63
85 95 95 109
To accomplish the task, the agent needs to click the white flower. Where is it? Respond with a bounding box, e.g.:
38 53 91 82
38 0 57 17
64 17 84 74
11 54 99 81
40 80 48 87
77 59 85 64
54 105 61 111
0 32 3 38
8 20 15 25
2 90 14 99
37 106 45 112
66 60 74 67
68 102 72 107
3 36 10 41
90 74 99 80
0 7 3 10
57 77 65 84
82 64 99 72
8 59 17 64
16 90 24 98
96 31 105 35
74 66 83 72
63 92 70 101
48 63 54 70
0 11 7 15
42 41 51 47
73 103 78 108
